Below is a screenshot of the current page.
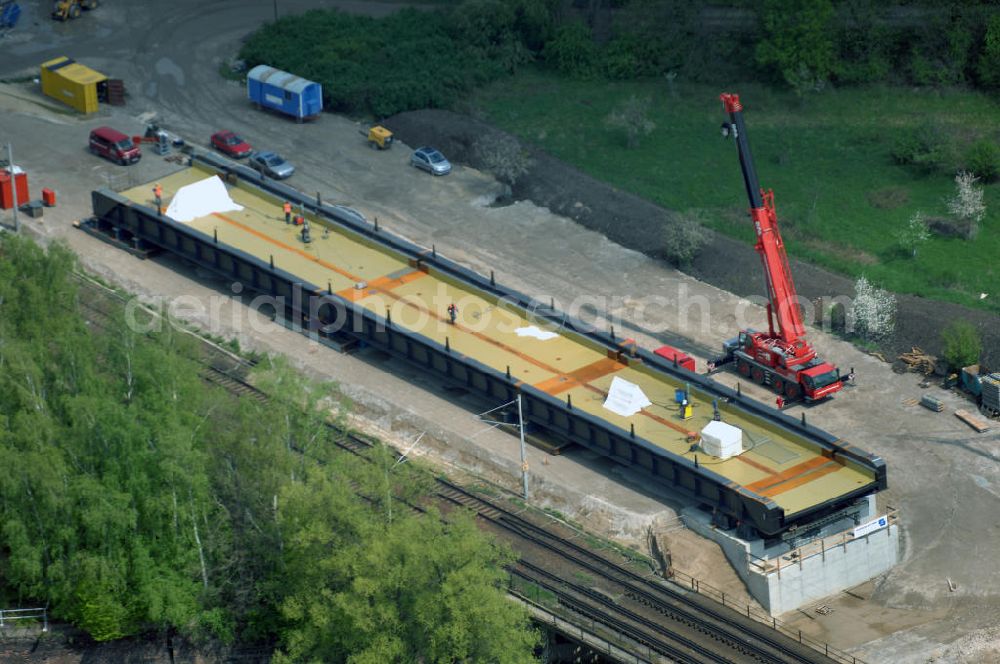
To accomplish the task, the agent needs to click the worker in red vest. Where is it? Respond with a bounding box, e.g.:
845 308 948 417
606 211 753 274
283 201 292 224
153 183 163 210
776 395 785 410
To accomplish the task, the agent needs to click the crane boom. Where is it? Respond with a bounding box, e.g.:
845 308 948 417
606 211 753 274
714 92 847 403
720 93 806 347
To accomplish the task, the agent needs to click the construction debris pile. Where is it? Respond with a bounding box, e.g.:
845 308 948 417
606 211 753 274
898 347 937 375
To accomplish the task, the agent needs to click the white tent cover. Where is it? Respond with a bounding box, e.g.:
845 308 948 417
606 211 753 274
165 175 243 222
602 376 651 418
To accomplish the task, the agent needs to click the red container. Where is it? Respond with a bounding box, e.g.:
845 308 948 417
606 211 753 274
0 172 12 210
42 188 56 207
654 345 696 372
12 172 29 206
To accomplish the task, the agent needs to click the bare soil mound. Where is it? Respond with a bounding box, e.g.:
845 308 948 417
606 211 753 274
385 109 999 370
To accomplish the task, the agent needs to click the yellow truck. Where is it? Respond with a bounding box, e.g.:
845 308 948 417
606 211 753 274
52 0 99 21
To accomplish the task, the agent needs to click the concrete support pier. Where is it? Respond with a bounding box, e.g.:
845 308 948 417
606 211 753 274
682 499 900 616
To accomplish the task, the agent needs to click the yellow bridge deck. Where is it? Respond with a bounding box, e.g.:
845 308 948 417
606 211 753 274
123 167 876 517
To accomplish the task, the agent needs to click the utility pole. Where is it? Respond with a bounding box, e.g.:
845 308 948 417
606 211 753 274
517 393 528 501
273 0 278 22
6 143 17 233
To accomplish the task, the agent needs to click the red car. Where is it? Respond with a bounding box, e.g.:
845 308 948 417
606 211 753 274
211 131 252 158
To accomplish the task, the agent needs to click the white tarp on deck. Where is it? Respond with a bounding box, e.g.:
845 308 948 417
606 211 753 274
165 175 243 222
602 376 651 417
515 325 558 341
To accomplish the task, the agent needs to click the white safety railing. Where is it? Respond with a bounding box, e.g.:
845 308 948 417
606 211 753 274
748 507 899 577
0 607 48 631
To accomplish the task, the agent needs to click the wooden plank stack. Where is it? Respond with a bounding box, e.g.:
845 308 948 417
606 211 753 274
955 409 990 433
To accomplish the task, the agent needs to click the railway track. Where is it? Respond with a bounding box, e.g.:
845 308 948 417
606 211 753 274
71 273 850 664
436 482 834 664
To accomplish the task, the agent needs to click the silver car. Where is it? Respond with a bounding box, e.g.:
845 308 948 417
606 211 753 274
410 147 451 175
249 151 295 179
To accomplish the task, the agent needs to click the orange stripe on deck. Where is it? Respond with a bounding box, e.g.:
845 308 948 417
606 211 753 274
744 456 832 494
213 213 559 376
757 461 843 497
736 455 779 477
533 357 625 396
337 269 427 302
213 213 359 282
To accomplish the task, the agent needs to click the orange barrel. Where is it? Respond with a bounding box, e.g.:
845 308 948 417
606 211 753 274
0 172 12 210
13 171 29 206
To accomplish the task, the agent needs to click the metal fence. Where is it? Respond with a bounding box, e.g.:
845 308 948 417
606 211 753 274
0 607 47 631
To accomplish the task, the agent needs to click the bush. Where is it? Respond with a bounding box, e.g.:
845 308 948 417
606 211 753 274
447 0 530 73
755 0 836 90
977 13 1000 88
662 216 709 267
941 320 982 370
473 133 533 188
542 20 599 77
606 95 656 149
601 35 664 79
889 129 947 173
964 140 1000 183
893 211 929 258
830 0 891 85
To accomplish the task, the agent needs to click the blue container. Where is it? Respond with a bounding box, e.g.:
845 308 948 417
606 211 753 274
0 2 21 29
247 65 323 121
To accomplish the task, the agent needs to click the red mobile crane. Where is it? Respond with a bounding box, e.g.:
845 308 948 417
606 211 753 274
716 93 847 402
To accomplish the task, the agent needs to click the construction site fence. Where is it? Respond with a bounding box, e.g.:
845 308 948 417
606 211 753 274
664 567 866 664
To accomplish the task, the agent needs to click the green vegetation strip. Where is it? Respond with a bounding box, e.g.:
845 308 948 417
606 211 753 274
473 69 1000 311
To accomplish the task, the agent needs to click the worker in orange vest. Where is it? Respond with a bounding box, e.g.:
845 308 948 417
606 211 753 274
283 201 292 224
153 183 163 210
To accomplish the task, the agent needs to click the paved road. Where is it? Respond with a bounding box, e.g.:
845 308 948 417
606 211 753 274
2 3 1000 662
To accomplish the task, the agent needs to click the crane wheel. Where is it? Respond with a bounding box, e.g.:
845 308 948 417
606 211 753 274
736 359 751 377
785 383 800 400
751 367 764 384
773 378 784 394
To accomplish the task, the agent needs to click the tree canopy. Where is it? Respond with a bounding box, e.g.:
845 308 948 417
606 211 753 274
0 235 538 660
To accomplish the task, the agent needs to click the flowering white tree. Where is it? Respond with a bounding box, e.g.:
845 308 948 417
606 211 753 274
946 171 986 239
894 210 930 257
851 276 896 341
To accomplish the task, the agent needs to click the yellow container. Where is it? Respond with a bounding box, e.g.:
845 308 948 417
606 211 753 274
40 56 107 114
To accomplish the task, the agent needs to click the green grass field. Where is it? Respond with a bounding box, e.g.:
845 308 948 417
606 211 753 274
471 69 1000 313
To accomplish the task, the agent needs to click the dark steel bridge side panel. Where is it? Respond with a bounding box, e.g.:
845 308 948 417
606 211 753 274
89 174 883 537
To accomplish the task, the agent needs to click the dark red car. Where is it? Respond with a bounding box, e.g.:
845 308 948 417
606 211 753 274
210 131 252 158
